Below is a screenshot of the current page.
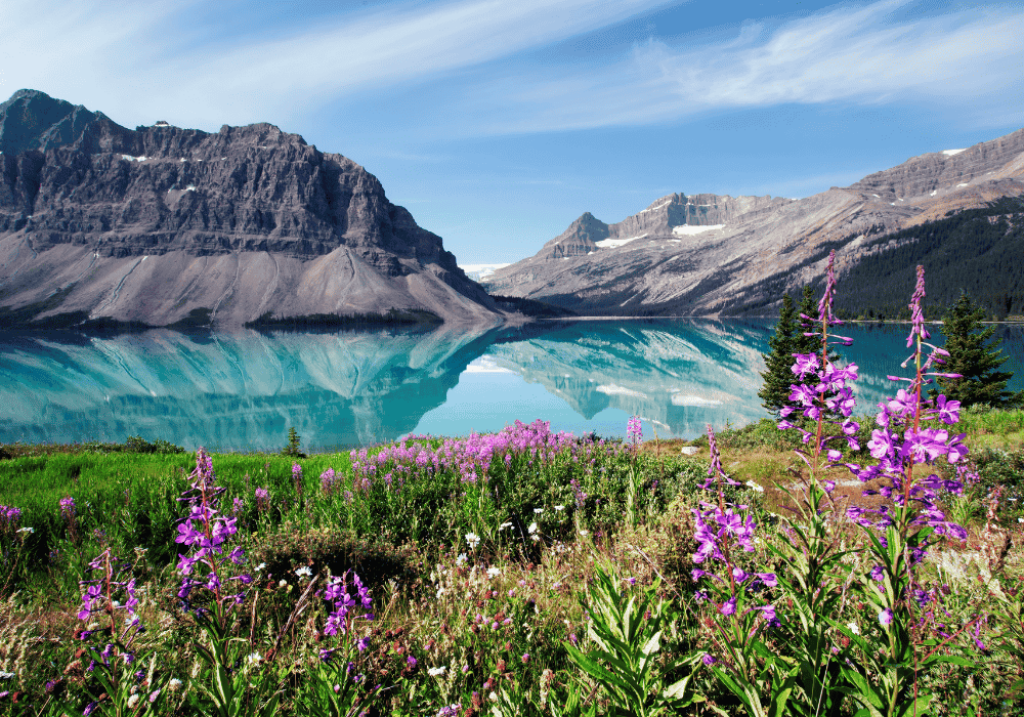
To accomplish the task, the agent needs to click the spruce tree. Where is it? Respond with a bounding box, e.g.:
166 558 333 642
934 292 1022 408
796 284 821 357
759 293 800 414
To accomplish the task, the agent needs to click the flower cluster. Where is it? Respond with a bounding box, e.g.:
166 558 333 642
692 425 778 627
0 505 21 536
626 415 642 444
778 252 861 461
320 467 342 496
319 571 374 661
174 448 251 610
292 462 304 501
845 266 969 541
254 486 270 512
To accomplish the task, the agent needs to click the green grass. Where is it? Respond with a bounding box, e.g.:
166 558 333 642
0 411 1021 716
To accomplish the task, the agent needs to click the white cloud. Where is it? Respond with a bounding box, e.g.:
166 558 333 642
475 0 1024 132
0 0 674 130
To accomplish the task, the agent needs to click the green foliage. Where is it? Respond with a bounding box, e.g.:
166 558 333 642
934 292 1023 408
282 427 306 458
563 566 702 716
758 293 799 414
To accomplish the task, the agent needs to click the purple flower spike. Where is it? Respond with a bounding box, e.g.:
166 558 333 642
626 416 643 444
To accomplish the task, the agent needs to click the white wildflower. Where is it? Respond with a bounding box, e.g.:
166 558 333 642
534 508 543 514
278 579 288 588
456 553 468 566
168 678 183 693
0 671 14 680
554 505 565 511
579 529 589 536
127 694 140 709
255 562 267 571
498 522 513 531
247 652 262 665
487 567 500 579
528 522 538 535
295 566 312 579
428 666 447 677
16 527 33 534
847 622 860 635
745 480 764 493
466 532 481 550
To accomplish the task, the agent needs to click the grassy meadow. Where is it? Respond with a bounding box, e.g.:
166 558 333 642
0 404 1021 716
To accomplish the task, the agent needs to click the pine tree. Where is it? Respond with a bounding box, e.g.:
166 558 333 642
796 285 821 357
934 293 1022 408
759 293 800 414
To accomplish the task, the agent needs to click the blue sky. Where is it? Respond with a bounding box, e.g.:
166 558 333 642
2 0 1023 265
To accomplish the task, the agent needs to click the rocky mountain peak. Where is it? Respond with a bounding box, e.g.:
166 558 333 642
0 90 500 327
0 89 109 156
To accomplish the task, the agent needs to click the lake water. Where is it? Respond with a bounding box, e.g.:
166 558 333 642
1 320 1021 452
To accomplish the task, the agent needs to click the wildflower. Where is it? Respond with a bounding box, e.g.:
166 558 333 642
487 567 501 579
168 678 183 693
465 532 481 550
702 653 716 666
428 666 446 677
554 505 565 511
127 694 140 709
295 566 312 579
16 527 33 535
521 652 530 664
407 656 418 667
627 415 643 443
533 508 544 514
278 579 288 588
456 553 468 566
878 609 894 628
528 522 538 534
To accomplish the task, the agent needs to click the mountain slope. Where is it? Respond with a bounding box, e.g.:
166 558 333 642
0 90 500 327
485 128 1024 317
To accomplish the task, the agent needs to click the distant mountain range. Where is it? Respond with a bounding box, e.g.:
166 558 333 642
485 128 1024 319
0 90 503 328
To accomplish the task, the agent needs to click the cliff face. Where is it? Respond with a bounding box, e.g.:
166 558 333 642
0 90 499 327
486 128 1024 316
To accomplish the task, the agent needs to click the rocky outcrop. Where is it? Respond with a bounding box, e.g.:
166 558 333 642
0 90 501 327
486 128 1024 316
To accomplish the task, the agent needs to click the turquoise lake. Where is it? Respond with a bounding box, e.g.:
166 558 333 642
1 320 1021 452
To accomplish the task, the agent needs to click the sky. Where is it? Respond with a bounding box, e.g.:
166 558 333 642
2 0 1023 265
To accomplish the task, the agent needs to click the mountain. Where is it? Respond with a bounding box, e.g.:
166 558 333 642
0 90 501 328
485 128 1024 318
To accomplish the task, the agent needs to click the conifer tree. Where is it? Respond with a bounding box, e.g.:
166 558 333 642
796 284 821 357
934 292 1022 408
759 293 800 414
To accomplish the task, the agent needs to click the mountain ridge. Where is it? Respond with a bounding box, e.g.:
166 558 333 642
0 90 502 328
485 127 1024 317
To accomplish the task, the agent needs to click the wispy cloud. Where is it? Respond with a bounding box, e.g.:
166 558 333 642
0 0 674 129
473 0 1024 133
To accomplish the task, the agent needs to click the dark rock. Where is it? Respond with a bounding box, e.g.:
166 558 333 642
0 90 500 327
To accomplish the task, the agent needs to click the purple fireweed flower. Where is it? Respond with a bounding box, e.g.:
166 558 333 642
174 449 248 611
0 505 21 535
254 486 270 512
626 416 643 444
320 467 338 496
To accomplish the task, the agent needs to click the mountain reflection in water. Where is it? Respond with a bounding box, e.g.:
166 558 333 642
1 320 1020 450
